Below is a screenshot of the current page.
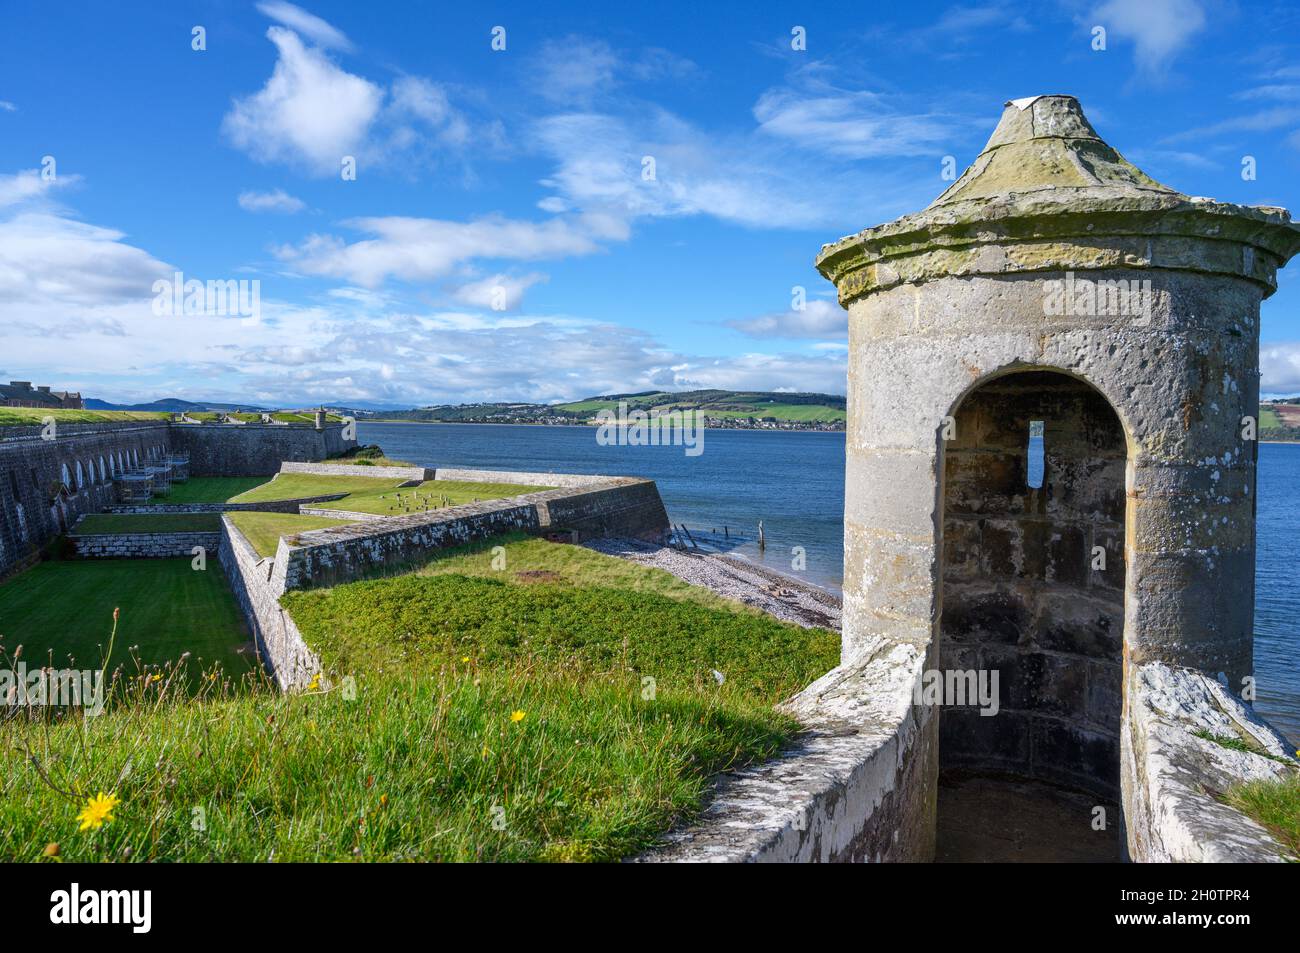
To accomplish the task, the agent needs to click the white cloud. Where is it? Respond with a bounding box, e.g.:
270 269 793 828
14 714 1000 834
1087 0 1206 75
1261 342 1300 393
238 188 307 213
276 213 615 286
255 1 352 51
727 299 847 339
753 87 952 159
447 273 548 311
0 101 15 112
223 27 383 174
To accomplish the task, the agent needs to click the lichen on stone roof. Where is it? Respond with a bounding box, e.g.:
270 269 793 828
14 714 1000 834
929 95 1178 207
814 94 1300 304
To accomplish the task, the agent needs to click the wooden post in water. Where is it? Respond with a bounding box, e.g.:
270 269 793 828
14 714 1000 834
757 520 765 551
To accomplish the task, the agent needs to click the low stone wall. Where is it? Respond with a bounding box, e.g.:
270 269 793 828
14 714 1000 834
278 477 669 590
218 517 319 690
278 461 431 481
433 467 602 488
297 506 386 521
1122 662 1296 862
640 642 935 862
70 530 221 559
105 495 348 515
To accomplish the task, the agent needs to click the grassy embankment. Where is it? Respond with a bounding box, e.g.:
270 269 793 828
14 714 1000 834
0 408 170 426
225 512 356 557
230 473 549 516
0 536 838 862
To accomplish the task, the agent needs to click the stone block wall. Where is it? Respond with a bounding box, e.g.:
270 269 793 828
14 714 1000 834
218 517 319 690
70 530 221 559
171 423 356 477
105 495 349 515
0 421 172 578
278 461 430 481
278 476 669 591
940 372 1125 800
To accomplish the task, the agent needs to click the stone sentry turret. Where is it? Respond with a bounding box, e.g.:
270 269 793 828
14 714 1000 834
815 95 1300 855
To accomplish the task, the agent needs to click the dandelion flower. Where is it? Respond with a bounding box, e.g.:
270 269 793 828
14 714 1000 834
75 792 120 831
510 710 527 723
307 673 321 691
461 656 470 663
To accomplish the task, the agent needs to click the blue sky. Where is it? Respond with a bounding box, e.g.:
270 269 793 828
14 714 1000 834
4 0 1300 406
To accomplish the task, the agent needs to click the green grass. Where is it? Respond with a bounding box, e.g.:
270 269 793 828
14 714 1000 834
0 536 838 862
230 473 545 515
0 408 170 426
0 559 251 676
226 512 356 558
1226 776 1300 860
1260 405 1284 429
143 476 270 504
74 514 222 535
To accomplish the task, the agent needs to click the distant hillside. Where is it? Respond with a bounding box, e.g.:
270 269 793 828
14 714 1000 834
84 397 271 413
364 390 847 429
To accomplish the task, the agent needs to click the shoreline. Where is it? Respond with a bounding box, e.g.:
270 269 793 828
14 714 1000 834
584 537 842 631
359 419 846 434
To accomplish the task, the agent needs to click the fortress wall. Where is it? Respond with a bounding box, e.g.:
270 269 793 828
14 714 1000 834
70 529 221 559
171 423 356 476
278 461 431 481
0 421 172 578
218 516 319 690
278 477 669 591
433 467 605 488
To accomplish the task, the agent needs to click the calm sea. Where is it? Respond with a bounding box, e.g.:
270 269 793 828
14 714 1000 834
360 422 1300 745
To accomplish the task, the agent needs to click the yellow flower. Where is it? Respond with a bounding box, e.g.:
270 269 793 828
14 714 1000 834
149 673 162 683
510 710 527 723
461 656 470 663
481 745 490 758
307 673 321 691
75 792 120 831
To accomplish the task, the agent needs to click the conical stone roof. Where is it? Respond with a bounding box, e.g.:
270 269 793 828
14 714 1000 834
816 95 1300 306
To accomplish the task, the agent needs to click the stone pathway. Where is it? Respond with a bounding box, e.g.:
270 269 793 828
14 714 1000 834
935 774 1121 863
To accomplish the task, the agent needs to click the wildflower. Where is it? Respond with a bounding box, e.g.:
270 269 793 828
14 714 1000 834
461 656 470 663
75 792 120 831
482 745 490 758
510 710 527 723
149 673 162 683
307 673 321 691
379 794 388 807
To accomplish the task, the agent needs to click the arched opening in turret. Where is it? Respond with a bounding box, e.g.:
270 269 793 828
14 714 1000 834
936 370 1125 863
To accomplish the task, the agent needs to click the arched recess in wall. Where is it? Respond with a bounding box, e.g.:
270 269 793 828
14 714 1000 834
74 460 84 490
60 463 71 488
936 369 1128 856
99 457 106 481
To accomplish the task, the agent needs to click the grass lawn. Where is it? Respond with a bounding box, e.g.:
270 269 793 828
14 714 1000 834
0 559 250 675
1260 405 1283 429
0 408 169 426
0 536 838 862
147 476 269 504
231 473 546 515
226 512 357 558
75 513 222 534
